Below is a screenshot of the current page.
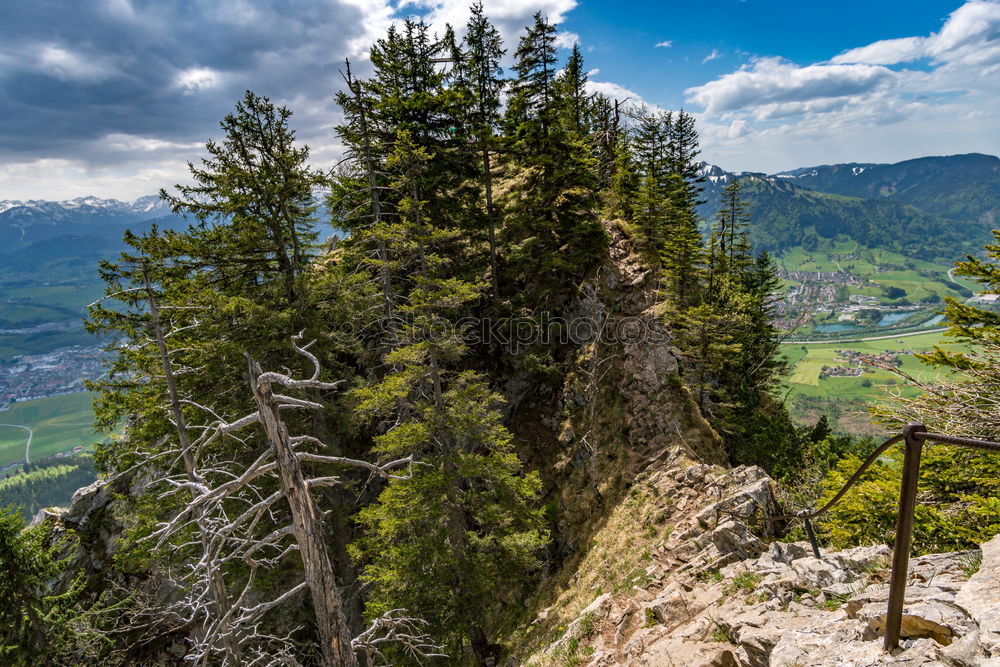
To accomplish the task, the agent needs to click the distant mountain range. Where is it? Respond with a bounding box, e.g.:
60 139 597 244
697 153 1000 262
0 195 177 253
2 152 997 271
773 153 1000 224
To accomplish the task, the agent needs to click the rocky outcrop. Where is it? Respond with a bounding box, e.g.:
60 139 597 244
529 479 1000 667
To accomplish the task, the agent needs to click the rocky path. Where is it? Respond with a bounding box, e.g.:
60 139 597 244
529 460 1000 666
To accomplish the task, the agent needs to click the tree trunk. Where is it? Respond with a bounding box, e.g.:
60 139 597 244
482 146 499 306
144 267 243 666
248 358 358 667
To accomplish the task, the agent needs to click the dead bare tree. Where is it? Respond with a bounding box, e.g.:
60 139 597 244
352 610 446 666
140 264 245 664
146 334 442 666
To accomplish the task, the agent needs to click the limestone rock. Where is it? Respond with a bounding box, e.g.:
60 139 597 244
956 534 1000 657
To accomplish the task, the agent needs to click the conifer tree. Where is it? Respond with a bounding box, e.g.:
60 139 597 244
348 132 547 663
160 90 324 318
0 506 88 664
505 11 558 137
501 12 607 305
462 3 506 303
659 110 706 307
919 228 1000 369
364 19 475 237
710 178 754 286
557 43 588 135
590 95 632 217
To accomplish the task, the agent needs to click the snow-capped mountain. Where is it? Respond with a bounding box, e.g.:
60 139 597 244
770 153 1000 223
0 194 171 222
694 155 998 262
0 195 178 251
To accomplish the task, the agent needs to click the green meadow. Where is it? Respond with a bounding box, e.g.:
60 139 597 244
0 392 99 468
780 331 967 435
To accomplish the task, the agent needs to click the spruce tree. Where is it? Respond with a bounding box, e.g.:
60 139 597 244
556 43 588 135
160 90 324 317
501 12 607 306
710 178 754 286
348 132 547 663
462 3 506 303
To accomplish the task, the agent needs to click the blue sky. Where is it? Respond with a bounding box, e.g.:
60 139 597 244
1 0 998 199
564 0 964 109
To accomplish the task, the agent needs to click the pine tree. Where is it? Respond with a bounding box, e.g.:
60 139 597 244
710 178 754 289
660 172 705 308
501 13 607 306
462 3 506 304
659 110 707 307
364 19 475 238
160 90 324 317
0 506 88 664
505 12 558 138
589 95 632 217
348 132 547 663
556 43 588 135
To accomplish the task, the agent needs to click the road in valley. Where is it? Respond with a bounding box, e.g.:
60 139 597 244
787 327 948 346
0 423 34 464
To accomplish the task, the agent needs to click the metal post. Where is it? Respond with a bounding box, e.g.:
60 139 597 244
804 518 822 559
883 423 926 652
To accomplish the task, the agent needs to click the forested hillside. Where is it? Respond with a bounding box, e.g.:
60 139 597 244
0 456 95 521
698 161 996 262
1 6 993 667
776 153 1000 223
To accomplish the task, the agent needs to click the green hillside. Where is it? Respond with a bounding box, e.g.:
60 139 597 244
0 393 99 468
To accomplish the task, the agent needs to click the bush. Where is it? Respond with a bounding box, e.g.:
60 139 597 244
816 447 1000 555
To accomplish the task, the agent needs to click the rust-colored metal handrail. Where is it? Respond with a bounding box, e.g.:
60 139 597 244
882 425 1000 651
766 424 1000 652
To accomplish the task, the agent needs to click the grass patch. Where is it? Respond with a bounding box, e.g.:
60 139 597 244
709 620 737 645
0 393 99 467
723 571 762 596
960 550 983 578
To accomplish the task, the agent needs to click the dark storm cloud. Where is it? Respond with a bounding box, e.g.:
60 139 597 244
0 0 372 164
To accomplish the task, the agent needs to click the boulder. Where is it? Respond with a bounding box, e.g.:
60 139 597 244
955 534 1000 657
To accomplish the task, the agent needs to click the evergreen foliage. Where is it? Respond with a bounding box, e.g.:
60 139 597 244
21 8 822 663
500 12 607 306
0 506 87 665
815 231 1000 553
0 456 96 523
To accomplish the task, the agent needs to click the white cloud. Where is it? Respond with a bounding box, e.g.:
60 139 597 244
37 44 117 82
654 40 673 48
702 49 721 63
831 37 927 65
554 31 580 48
102 133 203 152
685 57 894 113
0 157 190 201
832 0 1000 67
397 0 579 51
174 67 223 94
586 79 649 106
726 118 751 138
688 1 1000 173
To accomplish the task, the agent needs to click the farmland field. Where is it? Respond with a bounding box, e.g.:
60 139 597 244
0 392 99 468
779 331 967 436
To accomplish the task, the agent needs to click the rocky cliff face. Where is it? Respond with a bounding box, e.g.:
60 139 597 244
521 454 1000 666
504 220 1000 666
36 218 999 666
504 219 728 551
